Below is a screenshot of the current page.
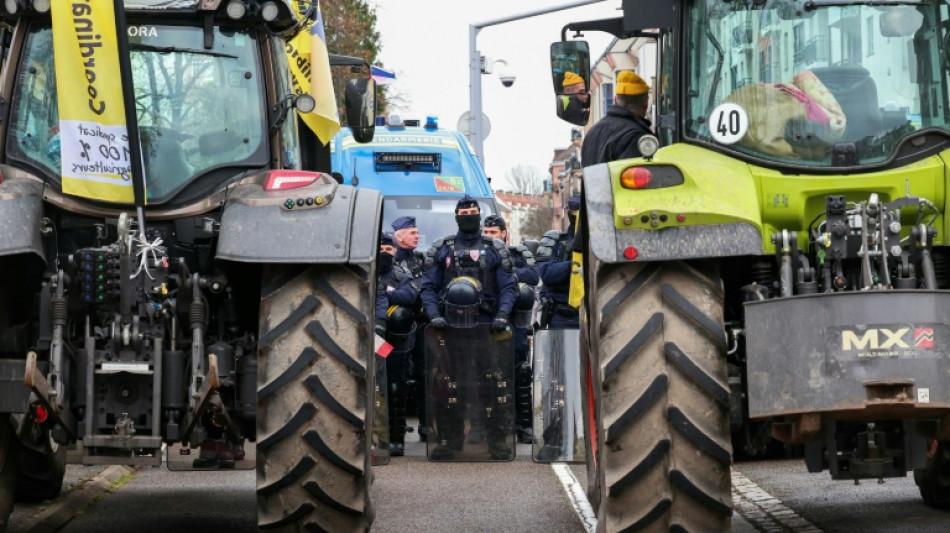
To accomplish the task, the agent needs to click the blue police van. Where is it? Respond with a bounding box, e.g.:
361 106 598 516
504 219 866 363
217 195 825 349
329 115 498 248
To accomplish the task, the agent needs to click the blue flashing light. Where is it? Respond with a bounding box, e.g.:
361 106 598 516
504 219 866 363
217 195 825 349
424 116 438 130
375 115 386 126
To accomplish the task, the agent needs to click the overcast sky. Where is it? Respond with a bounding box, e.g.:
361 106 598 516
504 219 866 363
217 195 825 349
370 0 621 190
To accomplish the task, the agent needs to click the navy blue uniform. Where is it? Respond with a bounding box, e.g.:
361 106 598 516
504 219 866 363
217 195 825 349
537 229 580 329
420 232 518 321
376 248 422 453
376 268 418 322
509 244 538 443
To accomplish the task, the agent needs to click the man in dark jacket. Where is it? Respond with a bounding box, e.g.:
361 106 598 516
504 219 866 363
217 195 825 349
375 231 418 456
420 195 518 460
483 215 539 443
537 195 581 329
390 215 429 444
581 70 652 165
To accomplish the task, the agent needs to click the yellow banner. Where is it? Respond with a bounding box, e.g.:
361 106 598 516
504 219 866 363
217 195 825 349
287 2 340 145
52 1 138 203
568 213 584 309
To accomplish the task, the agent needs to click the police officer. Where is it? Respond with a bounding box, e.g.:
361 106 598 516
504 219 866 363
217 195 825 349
420 197 517 330
390 216 429 448
537 195 581 329
420 195 518 459
483 215 538 443
375 231 418 457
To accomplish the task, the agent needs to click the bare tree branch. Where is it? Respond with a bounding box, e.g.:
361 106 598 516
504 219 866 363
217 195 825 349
520 204 556 241
501 164 544 195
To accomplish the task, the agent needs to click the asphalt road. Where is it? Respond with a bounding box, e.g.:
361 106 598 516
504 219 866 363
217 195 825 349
7 439 950 532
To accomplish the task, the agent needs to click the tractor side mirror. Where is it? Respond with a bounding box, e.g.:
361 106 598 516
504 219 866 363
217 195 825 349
344 77 376 143
555 94 590 127
550 41 591 96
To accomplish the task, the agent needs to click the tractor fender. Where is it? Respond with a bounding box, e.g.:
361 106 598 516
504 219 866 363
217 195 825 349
583 161 763 263
217 177 381 264
0 175 45 263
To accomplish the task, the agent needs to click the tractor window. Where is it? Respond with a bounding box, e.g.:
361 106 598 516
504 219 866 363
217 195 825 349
685 0 950 168
269 35 302 170
7 24 268 202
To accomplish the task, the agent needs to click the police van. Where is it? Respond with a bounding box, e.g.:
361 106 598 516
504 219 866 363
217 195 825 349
330 115 498 248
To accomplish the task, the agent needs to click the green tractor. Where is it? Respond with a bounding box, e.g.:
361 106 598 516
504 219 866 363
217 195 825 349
0 1 380 531
553 0 950 531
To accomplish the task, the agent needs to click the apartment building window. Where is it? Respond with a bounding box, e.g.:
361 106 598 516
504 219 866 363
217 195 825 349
601 82 614 116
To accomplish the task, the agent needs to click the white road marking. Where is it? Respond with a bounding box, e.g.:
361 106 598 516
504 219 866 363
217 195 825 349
552 462 597 533
732 468 824 533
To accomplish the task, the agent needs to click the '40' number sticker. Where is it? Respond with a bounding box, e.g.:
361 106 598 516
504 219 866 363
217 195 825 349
709 103 748 145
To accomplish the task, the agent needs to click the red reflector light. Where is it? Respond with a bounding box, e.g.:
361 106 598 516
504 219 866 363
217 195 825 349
263 171 321 191
623 246 638 260
34 404 48 423
620 167 652 189
676 214 686 222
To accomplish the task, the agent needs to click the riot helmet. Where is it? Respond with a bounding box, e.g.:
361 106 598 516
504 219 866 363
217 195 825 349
512 283 536 328
442 276 481 328
386 305 417 351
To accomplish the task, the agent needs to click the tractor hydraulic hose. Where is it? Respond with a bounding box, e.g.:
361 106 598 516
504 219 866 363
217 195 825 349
49 271 68 411
190 273 206 405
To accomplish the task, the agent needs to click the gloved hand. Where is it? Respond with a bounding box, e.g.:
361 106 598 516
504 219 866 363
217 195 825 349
430 315 448 329
374 320 386 338
491 311 510 332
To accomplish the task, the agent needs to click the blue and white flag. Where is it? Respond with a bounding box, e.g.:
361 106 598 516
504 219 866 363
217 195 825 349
371 65 396 86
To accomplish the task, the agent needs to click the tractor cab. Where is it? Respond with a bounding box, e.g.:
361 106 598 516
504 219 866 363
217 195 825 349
553 0 950 172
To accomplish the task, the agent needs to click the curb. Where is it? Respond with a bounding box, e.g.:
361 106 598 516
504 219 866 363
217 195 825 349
16 465 135 533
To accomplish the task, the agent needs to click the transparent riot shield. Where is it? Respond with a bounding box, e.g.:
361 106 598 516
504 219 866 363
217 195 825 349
533 328 585 463
372 353 390 465
425 324 515 461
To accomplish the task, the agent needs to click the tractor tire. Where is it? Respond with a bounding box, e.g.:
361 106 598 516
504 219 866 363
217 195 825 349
256 265 375 532
0 417 17 531
585 257 732 532
916 440 950 509
14 421 66 501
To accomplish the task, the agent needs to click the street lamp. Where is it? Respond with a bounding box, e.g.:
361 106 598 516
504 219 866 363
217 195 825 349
467 0 608 169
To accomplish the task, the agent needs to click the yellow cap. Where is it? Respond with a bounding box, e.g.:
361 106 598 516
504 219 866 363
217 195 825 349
562 71 584 87
616 70 649 96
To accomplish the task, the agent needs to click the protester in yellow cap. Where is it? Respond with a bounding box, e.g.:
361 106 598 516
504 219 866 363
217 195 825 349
557 71 590 126
580 70 653 165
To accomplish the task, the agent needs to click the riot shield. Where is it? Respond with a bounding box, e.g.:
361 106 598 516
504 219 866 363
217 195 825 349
372 353 390 465
425 324 515 461
532 328 585 463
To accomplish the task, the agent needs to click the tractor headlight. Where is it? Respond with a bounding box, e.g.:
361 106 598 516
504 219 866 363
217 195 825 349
637 134 659 160
225 0 247 19
260 1 279 21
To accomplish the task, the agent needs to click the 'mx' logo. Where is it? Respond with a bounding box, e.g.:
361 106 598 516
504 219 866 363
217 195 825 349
841 328 909 350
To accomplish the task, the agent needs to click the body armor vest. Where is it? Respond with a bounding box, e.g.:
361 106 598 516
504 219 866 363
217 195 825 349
441 238 498 314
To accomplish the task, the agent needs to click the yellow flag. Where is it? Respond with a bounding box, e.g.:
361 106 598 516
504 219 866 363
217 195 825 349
568 213 585 308
52 1 138 203
287 3 340 144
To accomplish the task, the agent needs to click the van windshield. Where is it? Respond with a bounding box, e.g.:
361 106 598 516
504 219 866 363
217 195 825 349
383 196 496 251
685 1 950 167
6 24 266 202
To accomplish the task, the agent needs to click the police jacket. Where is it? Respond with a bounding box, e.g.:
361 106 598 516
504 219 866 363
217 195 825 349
420 230 518 319
537 229 574 305
394 246 424 286
510 245 539 286
580 104 653 165
376 264 419 322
